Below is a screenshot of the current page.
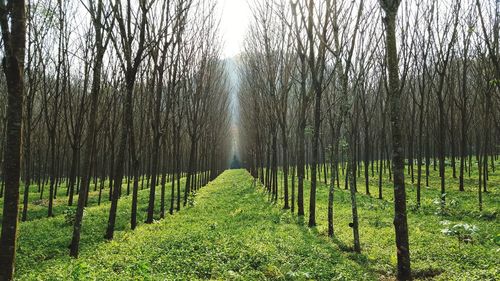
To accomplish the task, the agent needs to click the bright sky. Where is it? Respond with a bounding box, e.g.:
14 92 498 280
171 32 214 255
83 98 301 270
218 0 251 58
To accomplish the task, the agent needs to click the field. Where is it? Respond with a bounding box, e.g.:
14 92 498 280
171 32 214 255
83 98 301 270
293 161 499 280
1 161 499 280
11 170 373 280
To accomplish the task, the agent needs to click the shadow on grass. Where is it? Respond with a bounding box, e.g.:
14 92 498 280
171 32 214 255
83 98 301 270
251 178 376 278
15 178 188 274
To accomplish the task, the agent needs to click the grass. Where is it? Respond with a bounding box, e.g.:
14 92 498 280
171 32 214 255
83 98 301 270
2 176 184 278
15 170 374 280
2 159 498 280
0 177 149 223
273 160 499 280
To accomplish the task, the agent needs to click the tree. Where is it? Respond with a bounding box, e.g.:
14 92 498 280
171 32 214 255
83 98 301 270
0 0 26 279
326 0 366 249
70 0 111 257
106 0 151 237
379 0 411 279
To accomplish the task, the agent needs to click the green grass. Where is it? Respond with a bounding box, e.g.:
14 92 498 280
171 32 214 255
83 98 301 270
0 177 151 223
7 176 184 278
4 160 499 280
15 170 374 280
274 160 499 280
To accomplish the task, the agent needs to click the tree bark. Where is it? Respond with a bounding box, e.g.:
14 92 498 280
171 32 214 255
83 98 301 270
0 0 26 278
380 0 412 279
70 0 106 256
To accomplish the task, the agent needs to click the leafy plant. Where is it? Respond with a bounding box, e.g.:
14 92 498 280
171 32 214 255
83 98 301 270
187 190 197 207
441 223 479 244
63 207 78 226
492 233 500 246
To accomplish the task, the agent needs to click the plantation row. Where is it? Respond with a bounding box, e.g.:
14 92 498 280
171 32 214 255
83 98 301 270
238 0 499 280
264 164 498 280
14 170 375 280
0 0 498 279
13 169 497 280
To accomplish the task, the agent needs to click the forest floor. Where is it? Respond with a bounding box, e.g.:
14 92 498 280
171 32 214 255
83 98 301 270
15 169 374 280
5 164 500 280
281 163 500 280
10 176 187 280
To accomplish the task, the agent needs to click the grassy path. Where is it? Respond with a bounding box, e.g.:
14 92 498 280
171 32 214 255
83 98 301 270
18 170 373 280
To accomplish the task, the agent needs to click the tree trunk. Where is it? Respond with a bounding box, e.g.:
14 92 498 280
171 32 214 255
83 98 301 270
308 85 321 227
105 73 135 240
282 128 289 209
0 0 26 277
70 5 105 255
271 130 278 203
328 134 339 237
348 140 360 252
438 100 446 208
21 106 31 222
364 125 370 195
146 124 161 223
184 138 197 206
67 145 79 206
130 159 139 229
380 1 412 279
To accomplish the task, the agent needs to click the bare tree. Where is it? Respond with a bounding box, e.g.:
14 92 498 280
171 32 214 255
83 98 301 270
379 0 411 279
106 0 151 237
0 0 26 279
70 0 112 257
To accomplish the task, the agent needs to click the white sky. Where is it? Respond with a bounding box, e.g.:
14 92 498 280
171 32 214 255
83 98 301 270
218 0 252 58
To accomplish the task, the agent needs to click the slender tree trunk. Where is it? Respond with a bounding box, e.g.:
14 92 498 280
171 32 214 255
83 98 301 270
282 129 289 209
146 125 161 223
67 145 79 206
160 144 167 219
380 1 412 279
70 5 106 255
21 109 31 222
184 138 197 206
459 115 466 191
364 125 370 195
291 149 296 213
105 74 135 240
308 86 321 227
130 158 139 229
348 140 360 252
438 101 446 208
328 134 338 237
47 134 56 217
425 131 430 187
176 128 181 212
